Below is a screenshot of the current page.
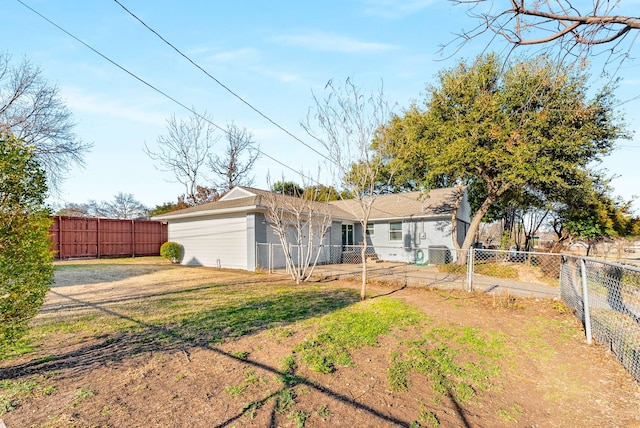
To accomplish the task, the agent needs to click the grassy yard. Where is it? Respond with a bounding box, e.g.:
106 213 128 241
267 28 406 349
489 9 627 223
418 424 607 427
0 257 638 427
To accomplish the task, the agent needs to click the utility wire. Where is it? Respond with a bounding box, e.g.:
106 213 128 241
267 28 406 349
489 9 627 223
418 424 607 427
15 0 320 185
15 0 414 222
15 1 482 227
111 0 334 165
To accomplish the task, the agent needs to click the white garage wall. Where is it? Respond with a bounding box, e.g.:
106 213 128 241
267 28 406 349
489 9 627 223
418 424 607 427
169 215 248 269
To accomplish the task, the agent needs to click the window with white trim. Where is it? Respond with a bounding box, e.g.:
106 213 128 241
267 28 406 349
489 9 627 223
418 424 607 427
389 222 402 241
366 223 374 236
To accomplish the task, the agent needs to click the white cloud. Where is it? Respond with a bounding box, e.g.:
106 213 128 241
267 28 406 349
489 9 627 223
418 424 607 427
251 65 307 84
62 86 166 125
274 32 398 53
206 48 260 63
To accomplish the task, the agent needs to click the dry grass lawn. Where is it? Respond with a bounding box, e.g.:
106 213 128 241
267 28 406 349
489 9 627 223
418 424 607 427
1 257 639 427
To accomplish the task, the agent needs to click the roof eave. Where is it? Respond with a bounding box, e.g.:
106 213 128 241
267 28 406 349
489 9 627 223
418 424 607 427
368 214 451 222
152 205 261 221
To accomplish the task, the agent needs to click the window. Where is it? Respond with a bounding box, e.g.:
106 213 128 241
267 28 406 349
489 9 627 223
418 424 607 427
365 223 374 236
389 222 402 241
342 224 354 248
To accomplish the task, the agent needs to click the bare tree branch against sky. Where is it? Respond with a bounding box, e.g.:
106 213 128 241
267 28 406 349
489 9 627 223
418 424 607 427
6 1 639 212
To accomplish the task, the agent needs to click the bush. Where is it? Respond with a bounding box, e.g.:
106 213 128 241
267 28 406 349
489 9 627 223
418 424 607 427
160 241 183 263
0 135 53 347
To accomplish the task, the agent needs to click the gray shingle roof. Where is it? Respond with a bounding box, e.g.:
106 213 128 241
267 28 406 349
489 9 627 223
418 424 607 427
153 186 460 221
329 188 459 220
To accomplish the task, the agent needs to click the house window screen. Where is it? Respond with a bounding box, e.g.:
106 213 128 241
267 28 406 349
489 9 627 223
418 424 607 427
389 222 402 241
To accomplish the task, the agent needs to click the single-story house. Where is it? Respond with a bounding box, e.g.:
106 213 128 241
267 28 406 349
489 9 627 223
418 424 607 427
152 186 471 270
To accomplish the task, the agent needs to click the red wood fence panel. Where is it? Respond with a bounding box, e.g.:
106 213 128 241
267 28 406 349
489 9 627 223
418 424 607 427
50 216 168 260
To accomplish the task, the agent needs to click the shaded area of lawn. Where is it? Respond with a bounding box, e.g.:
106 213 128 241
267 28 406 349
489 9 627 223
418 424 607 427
2 261 639 427
0 286 360 378
0 267 420 426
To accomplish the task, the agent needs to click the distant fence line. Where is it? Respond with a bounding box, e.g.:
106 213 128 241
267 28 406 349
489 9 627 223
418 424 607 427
50 216 168 260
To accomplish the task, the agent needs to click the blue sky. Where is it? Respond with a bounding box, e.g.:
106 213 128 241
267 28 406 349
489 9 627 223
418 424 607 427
5 0 640 211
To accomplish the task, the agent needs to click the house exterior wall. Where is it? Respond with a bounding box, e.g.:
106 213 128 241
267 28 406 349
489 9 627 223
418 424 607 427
364 218 456 263
457 191 472 223
247 213 267 271
256 219 342 270
456 191 472 247
168 214 248 269
457 219 469 248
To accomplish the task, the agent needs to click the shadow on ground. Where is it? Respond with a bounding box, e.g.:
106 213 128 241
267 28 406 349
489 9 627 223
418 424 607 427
0 283 432 426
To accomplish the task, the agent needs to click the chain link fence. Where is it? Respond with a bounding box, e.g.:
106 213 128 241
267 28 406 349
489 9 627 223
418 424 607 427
256 244 565 294
467 249 563 296
256 242 640 383
560 256 640 383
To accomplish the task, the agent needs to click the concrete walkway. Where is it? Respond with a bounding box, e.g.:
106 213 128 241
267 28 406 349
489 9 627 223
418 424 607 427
470 275 560 299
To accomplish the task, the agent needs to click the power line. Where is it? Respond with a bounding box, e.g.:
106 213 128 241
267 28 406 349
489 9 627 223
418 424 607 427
111 0 334 165
15 0 320 185
16 0 411 222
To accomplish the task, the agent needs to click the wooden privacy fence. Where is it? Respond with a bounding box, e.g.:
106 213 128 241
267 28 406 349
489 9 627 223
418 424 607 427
50 216 168 260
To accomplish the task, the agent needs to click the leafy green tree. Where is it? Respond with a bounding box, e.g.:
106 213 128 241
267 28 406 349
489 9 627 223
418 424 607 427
302 184 351 202
148 201 182 217
554 177 638 255
379 54 627 254
271 181 304 197
0 134 53 346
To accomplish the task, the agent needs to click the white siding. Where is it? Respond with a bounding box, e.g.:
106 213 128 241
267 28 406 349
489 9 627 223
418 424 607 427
169 215 247 269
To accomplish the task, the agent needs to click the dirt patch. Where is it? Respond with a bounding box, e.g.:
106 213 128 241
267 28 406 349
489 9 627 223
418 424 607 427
1 258 639 427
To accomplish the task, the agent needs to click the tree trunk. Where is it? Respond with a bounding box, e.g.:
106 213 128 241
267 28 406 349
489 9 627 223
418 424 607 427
361 241 367 300
456 193 499 264
450 185 464 252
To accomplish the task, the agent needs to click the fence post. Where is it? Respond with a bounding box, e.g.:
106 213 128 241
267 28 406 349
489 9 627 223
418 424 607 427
96 218 100 259
57 216 62 259
269 243 273 274
131 220 135 258
466 248 474 292
580 258 593 345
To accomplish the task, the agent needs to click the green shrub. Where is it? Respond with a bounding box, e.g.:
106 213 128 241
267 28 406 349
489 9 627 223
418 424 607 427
0 135 53 348
160 241 183 263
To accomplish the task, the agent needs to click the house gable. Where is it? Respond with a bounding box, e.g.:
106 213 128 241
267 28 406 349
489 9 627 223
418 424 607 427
221 186 257 201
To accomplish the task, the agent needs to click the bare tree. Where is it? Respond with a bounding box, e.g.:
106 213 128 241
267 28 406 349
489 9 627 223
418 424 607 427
57 194 147 219
263 174 333 284
145 112 218 204
448 1 639 70
56 202 94 217
208 123 260 192
302 78 394 300
104 192 147 219
0 53 90 186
